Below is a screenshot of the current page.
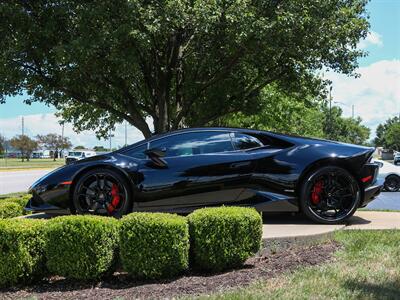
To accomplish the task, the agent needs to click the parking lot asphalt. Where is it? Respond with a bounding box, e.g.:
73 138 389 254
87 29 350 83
367 191 400 210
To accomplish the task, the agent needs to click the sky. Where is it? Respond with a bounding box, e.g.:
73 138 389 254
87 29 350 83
0 0 399 148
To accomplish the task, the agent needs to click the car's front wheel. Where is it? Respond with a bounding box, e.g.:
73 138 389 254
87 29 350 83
73 168 132 218
384 175 400 192
300 166 361 224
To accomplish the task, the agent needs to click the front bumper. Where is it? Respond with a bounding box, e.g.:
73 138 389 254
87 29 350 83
360 184 383 207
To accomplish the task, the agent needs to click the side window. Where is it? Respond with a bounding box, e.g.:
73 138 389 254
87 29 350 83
150 132 234 157
125 144 148 159
232 133 263 150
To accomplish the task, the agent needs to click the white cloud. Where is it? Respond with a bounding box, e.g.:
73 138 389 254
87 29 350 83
358 31 383 49
0 113 146 149
325 60 400 138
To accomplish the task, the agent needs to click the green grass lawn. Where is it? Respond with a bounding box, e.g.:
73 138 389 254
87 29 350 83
195 230 400 300
0 158 64 170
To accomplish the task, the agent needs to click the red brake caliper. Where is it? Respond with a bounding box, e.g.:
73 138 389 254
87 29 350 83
107 184 121 214
311 180 324 205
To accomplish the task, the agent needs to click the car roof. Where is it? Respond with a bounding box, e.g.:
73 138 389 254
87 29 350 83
115 126 373 153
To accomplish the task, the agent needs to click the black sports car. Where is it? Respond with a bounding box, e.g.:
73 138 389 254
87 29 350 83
27 127 382 224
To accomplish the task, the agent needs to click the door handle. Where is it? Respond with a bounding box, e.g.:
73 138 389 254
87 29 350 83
230 161 251 169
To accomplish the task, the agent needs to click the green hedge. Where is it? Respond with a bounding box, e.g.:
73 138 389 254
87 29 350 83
5 195 30 209
120 213 189 279
0 194 30 218
0 202 24 219
188 206 262 272
0 206 262 285
45 215 119 280
0 219 47 286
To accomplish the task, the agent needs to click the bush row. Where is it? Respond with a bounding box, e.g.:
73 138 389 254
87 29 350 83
0 207 262 287
0 194 31 219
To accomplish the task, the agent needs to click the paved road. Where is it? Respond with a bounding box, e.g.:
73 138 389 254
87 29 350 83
0 169 53 195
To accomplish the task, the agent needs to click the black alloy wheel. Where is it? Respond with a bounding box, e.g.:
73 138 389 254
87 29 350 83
384 175 400 192
73 168 132 218
300 166 361 224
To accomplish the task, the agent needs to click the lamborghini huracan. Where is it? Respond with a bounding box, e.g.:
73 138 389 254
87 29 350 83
27 127 382 224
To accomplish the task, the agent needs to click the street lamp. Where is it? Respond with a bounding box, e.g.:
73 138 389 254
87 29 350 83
328 85 333 139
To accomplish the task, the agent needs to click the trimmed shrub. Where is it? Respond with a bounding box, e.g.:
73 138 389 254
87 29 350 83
6 195 30 209
45 215 119 280
188 206 262 272
120 213 189 279
0 202 24 219
0 194 31 218
0 219 48 286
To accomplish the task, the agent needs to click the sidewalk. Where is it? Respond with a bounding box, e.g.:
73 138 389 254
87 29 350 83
262 211 400 239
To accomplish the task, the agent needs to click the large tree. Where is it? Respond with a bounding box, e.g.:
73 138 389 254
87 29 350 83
375 117 400 151
10 135 38 161
36 133 72 161
0 0 369 138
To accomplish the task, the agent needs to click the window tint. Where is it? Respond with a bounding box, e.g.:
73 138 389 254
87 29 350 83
232 133 263 150
150 132 234 157
125 144 147 159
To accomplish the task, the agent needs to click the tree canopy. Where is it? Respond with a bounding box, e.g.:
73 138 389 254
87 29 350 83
374 117 400 151
0 0 369 138
10 135 38 161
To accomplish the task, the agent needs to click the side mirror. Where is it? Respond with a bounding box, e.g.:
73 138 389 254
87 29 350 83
144 148 167 168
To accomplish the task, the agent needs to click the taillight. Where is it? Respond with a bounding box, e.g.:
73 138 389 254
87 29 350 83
361 175 372 183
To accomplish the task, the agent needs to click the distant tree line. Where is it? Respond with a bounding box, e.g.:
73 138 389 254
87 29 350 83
374 116 400 151
0 133 71 162
215 87 371 146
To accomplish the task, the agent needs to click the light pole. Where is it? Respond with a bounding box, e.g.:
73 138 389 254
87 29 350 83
125 121 128 147
328 85 333 139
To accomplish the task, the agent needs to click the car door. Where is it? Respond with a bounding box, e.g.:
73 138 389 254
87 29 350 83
135 131 257 209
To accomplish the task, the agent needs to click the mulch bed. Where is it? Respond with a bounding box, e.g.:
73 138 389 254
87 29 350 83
0 241 340 300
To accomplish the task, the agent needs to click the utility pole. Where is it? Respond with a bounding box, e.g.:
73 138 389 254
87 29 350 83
352 105 355 119
61 121 65 158
109 128 112 152
125 121 128 146
328 85 332 139
21 116 24 136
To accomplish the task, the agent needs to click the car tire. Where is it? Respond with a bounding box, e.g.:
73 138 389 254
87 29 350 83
384 175 400 192
73 168 132 218
300 166 361 224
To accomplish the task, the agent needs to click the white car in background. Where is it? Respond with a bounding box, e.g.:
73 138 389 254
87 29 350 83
373 159 400 192
65 150 97 165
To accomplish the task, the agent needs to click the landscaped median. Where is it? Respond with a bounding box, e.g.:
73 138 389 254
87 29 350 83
0 206 262 287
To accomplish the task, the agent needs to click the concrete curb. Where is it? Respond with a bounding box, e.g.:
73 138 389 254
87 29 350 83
260 227 343 255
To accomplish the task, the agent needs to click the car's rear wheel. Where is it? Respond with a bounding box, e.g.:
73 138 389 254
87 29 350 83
300 166 361 224
73 168 132 218
384 175 400 192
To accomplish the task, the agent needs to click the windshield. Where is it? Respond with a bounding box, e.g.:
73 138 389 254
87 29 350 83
68 152 83 157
